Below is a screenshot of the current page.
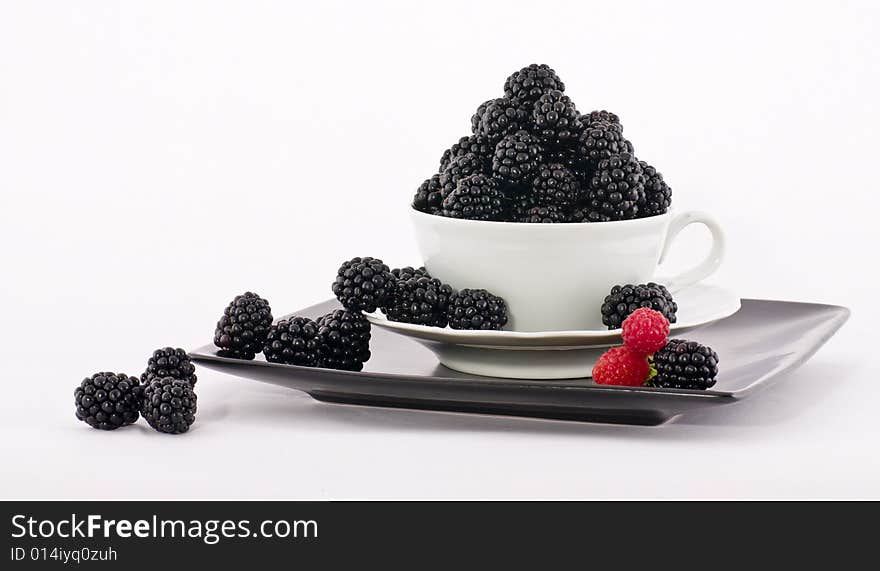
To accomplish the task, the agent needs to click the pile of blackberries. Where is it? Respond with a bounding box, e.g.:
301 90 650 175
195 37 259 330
207 257 509 377
74 347 198 435
331 257 509 332
213 290 372 372
413 64 673 223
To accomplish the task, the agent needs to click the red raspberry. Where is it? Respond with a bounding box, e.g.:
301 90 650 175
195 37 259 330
621 308 670 355
592 346 651 387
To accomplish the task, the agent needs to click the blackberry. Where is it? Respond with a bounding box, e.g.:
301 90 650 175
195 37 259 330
600 283 678 329
332 257 396 313
141 347 197 386
474 98 528 144
440 174 507 221
567 205 592 223
381 276 454 327
471 99 493 133
492 130 543 185
263 316 321 366
447 288 508 330
439 135 493 172
577 122 630 169
316 309 371 371
533 90 583 147
412 174 445 214
583 110 621 128
214 292 273 360
74 372 141 430
518 204 568 223
638 161 672 217
584 153 645 221
392 266 430 281
649 339 719 390
439 152 487 188
545 147 591 181
531 163 581 207
141 376 197 434
508 193 537 221
504 64 565 106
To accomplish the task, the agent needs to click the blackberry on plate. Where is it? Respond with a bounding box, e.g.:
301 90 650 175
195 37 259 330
141 347 197 386
447 288 508 330
316 309 372 371
392 266 430 281
649 339 719 390
518 204 568 223
75 372 141 430
439 152 487 188
601 282 678 329
584 152 645 221
263 316 321 366
533 90 583 147
638 160 672 217
474 98 528 144
531 163 581 207
332 256 396 313
214 292 273 360
381 276 454 327
577 122 631 168
492 130 543 185
439 135 493 172
141 376 197 434
440 174 507 221
412 174 445 213
504 64 565 106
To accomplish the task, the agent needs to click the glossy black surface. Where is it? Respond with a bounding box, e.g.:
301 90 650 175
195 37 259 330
190 299 848 425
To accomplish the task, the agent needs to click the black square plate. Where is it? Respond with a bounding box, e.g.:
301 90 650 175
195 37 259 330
190 299 848 426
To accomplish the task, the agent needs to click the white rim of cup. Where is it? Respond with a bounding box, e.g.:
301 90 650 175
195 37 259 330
409 206 675 228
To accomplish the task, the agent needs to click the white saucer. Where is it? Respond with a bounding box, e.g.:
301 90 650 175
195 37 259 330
366 284 740 379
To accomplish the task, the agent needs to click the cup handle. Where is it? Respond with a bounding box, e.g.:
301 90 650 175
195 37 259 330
655 211 725 293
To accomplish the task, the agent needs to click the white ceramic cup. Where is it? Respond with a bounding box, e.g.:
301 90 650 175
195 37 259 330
410 208 725 331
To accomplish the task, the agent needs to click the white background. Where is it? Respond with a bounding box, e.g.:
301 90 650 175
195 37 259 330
1 0 878 498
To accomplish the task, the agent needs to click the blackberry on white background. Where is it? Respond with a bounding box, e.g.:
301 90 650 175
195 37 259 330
141 347 197 386
74 372 141 430
141 376 197 435
504 64 565 106
638 160 672 217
